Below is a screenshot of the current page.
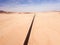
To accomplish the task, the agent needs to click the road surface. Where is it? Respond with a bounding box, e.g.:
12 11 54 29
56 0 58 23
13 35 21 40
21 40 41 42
0 12 60 45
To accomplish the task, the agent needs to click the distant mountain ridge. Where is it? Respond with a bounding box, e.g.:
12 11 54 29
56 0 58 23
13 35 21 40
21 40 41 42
0 10 60 14
0 10 14 14
0 10 7 13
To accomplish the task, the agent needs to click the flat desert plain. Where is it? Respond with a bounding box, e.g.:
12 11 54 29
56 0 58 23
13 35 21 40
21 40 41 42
0 12 60 45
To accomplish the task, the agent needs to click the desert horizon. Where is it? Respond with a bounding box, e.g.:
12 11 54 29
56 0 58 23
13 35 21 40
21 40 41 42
0 0 60 45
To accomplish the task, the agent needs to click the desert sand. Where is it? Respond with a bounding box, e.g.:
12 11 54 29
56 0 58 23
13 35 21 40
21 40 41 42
0 12 60 45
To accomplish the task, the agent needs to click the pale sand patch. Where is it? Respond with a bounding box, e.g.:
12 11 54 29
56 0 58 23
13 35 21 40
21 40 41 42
0 12 60 45
28 12 60 45
0 13 34 45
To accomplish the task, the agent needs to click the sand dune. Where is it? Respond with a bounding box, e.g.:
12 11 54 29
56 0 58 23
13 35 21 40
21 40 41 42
0 12 60 45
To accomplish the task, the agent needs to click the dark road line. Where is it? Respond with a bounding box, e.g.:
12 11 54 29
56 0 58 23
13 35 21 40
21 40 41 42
23 14 36 45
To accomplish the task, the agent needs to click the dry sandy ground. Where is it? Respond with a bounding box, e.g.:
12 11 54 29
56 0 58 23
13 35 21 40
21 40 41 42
0 12 60 45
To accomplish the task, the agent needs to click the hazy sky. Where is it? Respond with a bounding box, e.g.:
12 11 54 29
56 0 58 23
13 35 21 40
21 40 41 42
0 0 60 12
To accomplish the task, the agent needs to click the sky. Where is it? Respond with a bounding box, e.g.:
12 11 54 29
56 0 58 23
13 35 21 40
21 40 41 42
0 0 60 12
